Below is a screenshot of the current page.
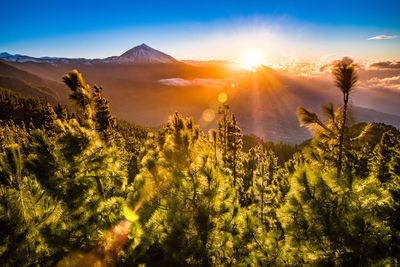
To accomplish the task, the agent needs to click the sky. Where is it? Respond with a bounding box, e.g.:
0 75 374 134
1 0 400 62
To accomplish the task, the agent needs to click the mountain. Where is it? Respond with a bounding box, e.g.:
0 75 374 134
0 52 48 63
0 60 69 103
103 44 177 63
353 106 400 128
0 44 177 65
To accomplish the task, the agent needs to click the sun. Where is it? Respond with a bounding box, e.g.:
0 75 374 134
240 51 264 71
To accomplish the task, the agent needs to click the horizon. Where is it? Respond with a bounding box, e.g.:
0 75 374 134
1 42 399 75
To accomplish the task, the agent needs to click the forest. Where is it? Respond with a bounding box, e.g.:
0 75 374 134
0 62 400 266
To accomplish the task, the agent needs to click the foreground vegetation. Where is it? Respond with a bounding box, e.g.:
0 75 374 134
0 63 400 266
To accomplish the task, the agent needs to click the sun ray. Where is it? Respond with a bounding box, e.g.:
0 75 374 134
239 51 264 71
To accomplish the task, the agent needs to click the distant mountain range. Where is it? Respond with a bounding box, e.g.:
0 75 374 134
0 44 177 64
1 44 399 144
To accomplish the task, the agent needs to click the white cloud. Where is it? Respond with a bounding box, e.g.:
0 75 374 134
360 76 400 91
158 78 227 88
278 56 356 77
368 35 397 40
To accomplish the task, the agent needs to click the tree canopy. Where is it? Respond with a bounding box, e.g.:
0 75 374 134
0 67 399 266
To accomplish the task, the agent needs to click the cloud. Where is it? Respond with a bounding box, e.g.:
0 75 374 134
368 35 397 40
367 60 400 70
321 56 354 70
279 56 356 77
360 76 400 91
158 78 192 87
158 78 227 88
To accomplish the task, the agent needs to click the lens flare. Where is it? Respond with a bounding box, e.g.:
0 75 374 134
202 109 215 122
57 220 131 267
218 92 228 103
123 205 139 222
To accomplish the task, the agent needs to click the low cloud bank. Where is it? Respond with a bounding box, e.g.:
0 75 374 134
368 61 400 70
360 76 400 91
158 78 227 88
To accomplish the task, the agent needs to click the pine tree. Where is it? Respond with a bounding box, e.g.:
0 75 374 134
334 62 358 177
371 131 400 263
217 104 243 187
252 146 278 225
0 145 25 217
372 131 398 183
241 148 257 206
226 114 243 187
129 113 247 265
43 103 58 134
237 146 288 265
217 103 229 163
0 121 29 151
0 144 62 266
297 102 341 165
92 84 116 142
16 71 130 264
209 129 218 165
277 166 393 265
62 70 94 125
297 101 370 177
54 103 69 121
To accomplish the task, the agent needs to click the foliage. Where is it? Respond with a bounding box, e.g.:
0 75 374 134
0 69 399 266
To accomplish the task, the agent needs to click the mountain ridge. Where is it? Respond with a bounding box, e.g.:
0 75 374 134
0 44 177 65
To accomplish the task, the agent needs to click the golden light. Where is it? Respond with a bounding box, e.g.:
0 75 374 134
202 109 215 122
123 205 139 222
57 220 132 267
218 92 228 103
239 51 264 71
231 84 235 88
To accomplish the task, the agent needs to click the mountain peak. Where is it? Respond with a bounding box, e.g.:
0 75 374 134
122 43 153 54
116 44 176 63
138 43 150 48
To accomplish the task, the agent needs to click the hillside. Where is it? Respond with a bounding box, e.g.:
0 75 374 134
0 60 69 103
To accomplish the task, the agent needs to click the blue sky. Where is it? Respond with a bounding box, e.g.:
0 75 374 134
1 0 399 61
